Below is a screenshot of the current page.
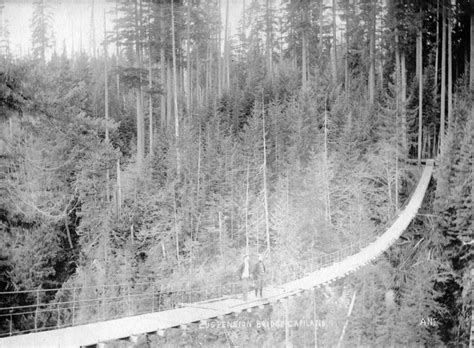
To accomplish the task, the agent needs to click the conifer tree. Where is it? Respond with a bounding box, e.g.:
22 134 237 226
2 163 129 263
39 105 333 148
134 0 145 174
171 0 180 176
440 2 446 152
417 5 423 163
470 0 474 91
0 1 10 57
30 0 53 63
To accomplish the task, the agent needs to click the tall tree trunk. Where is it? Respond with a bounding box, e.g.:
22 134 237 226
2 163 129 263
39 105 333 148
180 65 184 103
324 97 331 225
224 0 230 90
302 29 307 89
70 21 75 58
262 99 270 253
115 0 120 98
434 0 439 95
218 211 223 256
292 28 297 69
167 65 172 127
401 52 407 153
447 10 452 135
395 31 401 101
440 5 446 151
337 291 357 348
245 162 250 255
469 2 474 334
242 0 246 55
160 6 166 129
318 0 323 60
171 0 180 175
331 0 338 86
205 44 211 103
39 0 46 62
470 0 474 92
377 7 383 89
79 24 83 54
136 89 145 170
194 129 202 242
195 50 201 106
148 42 153 158
90 0 97 58
135 0 145 174
345 3 350 95
266 0 273 79
217 0 222 97
417 8 423 164
395 28 400 209
146 2 153 157
116 160 122 219
104 10 110 202
186 0 191 116
368 0 376 105
173 188 179 263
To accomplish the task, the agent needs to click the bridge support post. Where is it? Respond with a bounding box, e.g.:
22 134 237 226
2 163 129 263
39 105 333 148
130 334 145 343
285 298 290 348
127 284 131 315
152 283 155 312
158 284 163 311
57 301 60 328
313 288 318 348
72 288 76 326
34 289 39 332
96 293 100 322
101 284 105 320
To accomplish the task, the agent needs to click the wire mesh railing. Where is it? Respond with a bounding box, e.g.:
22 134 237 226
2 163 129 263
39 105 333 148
270 235 376 286
0 280 239 337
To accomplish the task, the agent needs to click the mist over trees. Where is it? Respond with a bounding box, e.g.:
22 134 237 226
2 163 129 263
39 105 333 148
0 0 472 345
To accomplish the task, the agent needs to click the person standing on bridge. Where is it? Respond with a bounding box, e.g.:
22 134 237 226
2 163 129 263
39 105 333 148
238 254 251 301
253 254 266 297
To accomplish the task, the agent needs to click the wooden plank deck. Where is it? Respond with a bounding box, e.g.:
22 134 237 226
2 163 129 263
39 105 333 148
0 291 282 348
0 162 434 348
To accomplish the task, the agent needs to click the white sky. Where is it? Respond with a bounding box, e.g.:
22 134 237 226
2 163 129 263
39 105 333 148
3 0 111 58
1 0 244 59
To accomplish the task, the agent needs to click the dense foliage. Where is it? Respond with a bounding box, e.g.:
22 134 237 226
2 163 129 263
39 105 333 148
0 0 472 346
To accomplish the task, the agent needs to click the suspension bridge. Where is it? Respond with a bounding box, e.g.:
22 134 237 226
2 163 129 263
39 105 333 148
0 161 435 348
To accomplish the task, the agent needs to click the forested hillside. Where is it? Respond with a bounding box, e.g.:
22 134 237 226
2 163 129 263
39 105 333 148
0 0 472 346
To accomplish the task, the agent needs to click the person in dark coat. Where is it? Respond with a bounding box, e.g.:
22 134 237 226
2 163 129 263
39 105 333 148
253 254 266 297
237 255 251 301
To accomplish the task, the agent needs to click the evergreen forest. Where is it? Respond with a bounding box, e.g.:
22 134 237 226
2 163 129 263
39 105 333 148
0 0 472 346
